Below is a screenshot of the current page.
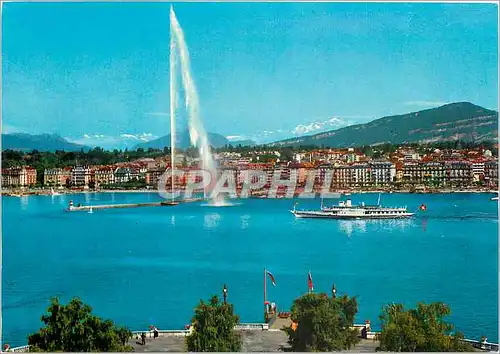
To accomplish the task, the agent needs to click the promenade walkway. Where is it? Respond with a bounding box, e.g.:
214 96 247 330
130 330 381 352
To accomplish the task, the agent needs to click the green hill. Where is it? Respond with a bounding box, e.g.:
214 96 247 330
267 102 498 148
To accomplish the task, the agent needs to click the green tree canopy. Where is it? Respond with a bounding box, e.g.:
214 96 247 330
378 302 474 352
283 293 359 352
185 295 242 352
28 297 132 352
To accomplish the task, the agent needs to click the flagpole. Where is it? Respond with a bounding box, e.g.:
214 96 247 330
264 268 267 322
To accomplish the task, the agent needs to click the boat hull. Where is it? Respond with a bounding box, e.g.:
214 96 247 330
291 210 414 219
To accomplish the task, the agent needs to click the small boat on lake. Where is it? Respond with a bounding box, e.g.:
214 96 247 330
291 195 414 220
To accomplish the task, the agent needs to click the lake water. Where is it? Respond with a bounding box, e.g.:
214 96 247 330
2 192 498 346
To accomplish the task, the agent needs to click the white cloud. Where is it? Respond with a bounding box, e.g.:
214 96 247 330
292 116 351 135
121 134 140 140
120 133 157 141
70 132 158 149
403 101 448 107
226 135 248 141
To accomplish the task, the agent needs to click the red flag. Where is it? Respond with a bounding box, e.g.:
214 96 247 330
307 271 314 292
266 271 276 286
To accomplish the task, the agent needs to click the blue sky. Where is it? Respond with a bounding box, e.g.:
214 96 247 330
2 2 498 149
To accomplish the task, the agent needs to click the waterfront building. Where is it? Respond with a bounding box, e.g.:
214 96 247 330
484 160 498 188
217 167 238 187
240 163 274 187
145 168 165 187
61 168 72 186
114 167 134 183
316 163 333 190
2 166 37 187
71 166 91 187
44 168 63 186
395 161 404 182
444 161 472 186
94 166 115 187
350 163 372 187
421 162 446 186
288 163 308 185
402 162 419 184
471 160 486 183
370 161 396 185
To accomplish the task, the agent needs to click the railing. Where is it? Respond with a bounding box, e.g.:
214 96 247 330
131 329 190 338
461 338 499 352
7 345 30 353
235 323 269 330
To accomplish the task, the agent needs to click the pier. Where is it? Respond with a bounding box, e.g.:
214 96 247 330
66 198 202 212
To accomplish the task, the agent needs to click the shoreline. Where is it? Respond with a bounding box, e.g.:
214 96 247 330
2 188 497 197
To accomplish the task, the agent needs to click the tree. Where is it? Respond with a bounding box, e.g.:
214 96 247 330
28 297 132 352
283 293 359 352
185 295 242 352
378 302 473 352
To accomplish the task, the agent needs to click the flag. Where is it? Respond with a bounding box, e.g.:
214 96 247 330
266 271 276 286
307 271 314 292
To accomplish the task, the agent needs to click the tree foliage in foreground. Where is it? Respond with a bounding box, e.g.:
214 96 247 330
283 293 359 352
185 295 242 352
28 297 132 352
378 302 474 352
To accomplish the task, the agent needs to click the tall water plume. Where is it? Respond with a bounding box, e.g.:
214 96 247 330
170 6 216 200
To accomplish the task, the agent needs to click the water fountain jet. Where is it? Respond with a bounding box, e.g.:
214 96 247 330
170 6 233 206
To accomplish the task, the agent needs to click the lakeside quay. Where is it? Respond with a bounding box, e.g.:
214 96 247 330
8 322 499 353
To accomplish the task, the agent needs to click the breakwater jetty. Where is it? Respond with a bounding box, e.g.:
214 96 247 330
66 198 202 212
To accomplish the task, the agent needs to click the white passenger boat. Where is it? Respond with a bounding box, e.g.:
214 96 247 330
291 195 414 219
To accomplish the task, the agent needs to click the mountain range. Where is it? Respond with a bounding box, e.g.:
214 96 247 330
2 133 91 152
2 102 497 152
266 102 498 148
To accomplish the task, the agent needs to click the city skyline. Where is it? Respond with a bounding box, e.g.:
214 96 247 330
2 2 498 149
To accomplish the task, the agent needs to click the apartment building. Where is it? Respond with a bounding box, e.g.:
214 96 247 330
370 161 396 185
484 160 498 188
2 166 37 187
94 166 115 186
71 166 92 186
